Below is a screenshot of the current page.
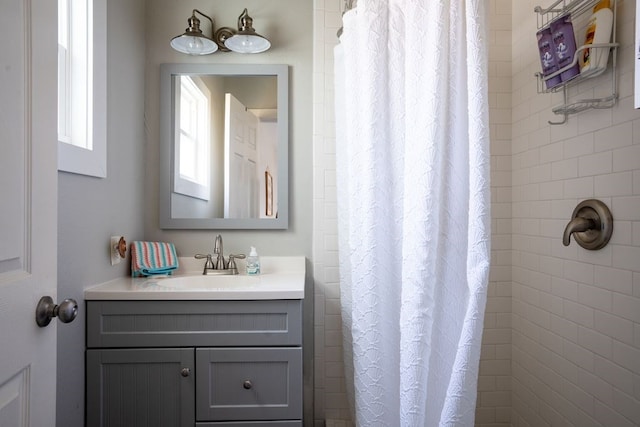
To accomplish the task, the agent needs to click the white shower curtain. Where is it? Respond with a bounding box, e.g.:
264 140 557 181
334 1 491 425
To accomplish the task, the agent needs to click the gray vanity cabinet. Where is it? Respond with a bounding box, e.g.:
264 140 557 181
86 300 303 427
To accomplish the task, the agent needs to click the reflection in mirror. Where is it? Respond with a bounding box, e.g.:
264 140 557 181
159 64 288 229
172 74 278 218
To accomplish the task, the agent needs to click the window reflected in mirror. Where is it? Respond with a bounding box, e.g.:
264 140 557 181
174 75 211 201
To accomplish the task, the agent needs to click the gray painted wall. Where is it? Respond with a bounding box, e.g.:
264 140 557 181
56 1 312 426
143 0 313 257
56 0 146 425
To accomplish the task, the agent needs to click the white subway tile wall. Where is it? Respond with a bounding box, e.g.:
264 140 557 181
479 1 514 424
511 1 640 426
314 0 640 426
313 0 348 424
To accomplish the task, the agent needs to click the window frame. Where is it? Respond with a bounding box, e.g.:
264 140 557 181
57 0 107 178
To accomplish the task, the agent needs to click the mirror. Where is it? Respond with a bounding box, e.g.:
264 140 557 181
159 64 288 229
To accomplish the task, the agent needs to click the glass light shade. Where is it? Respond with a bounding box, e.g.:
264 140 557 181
170 10 218 55
224 8 271 54
224 34 271 54
170 34 218 55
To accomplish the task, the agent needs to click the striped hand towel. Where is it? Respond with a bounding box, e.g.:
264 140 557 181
131 241 179 277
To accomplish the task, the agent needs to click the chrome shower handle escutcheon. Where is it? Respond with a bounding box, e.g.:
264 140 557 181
562 199 613 250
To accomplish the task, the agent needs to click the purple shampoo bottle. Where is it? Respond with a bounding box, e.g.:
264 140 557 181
537 27 562 89
551 14 580 82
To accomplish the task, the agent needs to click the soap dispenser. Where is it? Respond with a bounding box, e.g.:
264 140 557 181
246 246 260 275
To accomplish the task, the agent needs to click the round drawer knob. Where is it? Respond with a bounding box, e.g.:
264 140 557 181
181 368 190 377
243 380 253 389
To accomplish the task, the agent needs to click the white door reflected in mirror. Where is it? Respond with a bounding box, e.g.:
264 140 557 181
224 94 278 219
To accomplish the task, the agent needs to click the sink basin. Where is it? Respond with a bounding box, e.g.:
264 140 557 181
149 274 260 290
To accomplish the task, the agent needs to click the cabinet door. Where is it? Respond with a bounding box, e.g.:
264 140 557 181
196 347 302 421
86 348 195 427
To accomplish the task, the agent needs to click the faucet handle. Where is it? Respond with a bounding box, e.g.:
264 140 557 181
195 253 214 269
227 254 246 271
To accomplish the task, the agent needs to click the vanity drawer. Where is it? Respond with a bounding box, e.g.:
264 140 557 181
196 347 302 422
86 300 302 348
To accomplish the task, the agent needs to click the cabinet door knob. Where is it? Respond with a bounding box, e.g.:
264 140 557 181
243 380 253 389
181 368 190 377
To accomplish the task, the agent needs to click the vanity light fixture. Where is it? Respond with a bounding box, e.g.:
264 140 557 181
170 8 270 55
224 8 271 54
170 9 218 55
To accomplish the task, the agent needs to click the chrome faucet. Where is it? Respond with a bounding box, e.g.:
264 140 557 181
195 234 245 275
213 234 226 269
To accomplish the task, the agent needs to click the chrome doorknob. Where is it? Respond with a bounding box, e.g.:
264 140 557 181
35 296 78 327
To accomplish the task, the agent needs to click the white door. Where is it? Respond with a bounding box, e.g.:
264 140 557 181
224 93 259 218
0 1 58 425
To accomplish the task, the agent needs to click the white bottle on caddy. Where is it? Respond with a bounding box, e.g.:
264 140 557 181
579 0 614 77
246 246 261 275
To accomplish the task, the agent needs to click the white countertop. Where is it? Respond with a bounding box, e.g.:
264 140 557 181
84 256 306 300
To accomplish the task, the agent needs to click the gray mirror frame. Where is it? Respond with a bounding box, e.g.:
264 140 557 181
159 63 289 229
